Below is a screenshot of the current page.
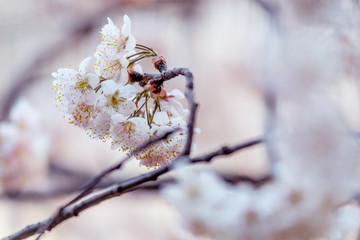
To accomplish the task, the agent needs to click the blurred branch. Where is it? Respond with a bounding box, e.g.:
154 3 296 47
135 172 272 191
191 138 263 164
0 171 271 201
1 136 264 240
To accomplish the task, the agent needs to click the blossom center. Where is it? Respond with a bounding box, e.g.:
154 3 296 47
75 79 91 92
107 90 126 109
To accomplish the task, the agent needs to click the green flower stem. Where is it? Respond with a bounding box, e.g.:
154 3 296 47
134 90 147 105
156 97 161 112
132 101 146 117
127 51 148 59
129 55 149 66
135 44 158 56
145 93 151 127
151 98 160 122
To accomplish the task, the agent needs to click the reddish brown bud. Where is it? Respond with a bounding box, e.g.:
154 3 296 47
152 56 167 73
150 87 167 99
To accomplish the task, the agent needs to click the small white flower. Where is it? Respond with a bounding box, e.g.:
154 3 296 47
94 15 136 82
135 112 186 168
52 57 100 129
94 53 129 82
97 80 137 116
88 80 138 139
110 115 150 152
97 16 136 56
157 89 189 117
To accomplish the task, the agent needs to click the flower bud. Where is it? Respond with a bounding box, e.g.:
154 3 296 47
152 56 167 73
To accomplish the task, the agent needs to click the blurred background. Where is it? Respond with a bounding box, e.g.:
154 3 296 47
0 0 270 239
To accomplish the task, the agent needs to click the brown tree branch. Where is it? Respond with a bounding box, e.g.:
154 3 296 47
33 128 179 240
1 136 263 240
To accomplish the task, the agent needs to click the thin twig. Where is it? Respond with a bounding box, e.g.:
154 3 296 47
1 136 263 240
191 138 264 164
33 129 179 240
1 170 271 202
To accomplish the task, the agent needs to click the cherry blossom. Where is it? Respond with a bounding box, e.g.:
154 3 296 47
52 56 99 129
110 114 150 152
52 15 191 169
136 112 186 167
94 15 136 82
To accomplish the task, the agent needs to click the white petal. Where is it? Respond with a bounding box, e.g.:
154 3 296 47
91 112 111 138
125 34 136 52
57 68 78 81
132 63 143 73
79 57 92 76
119 55 130 68
129 117 148 129
107 17 114 26
86 73 100 89
172 100 188 117
121 15 131 36
119 68 129 85
168 89 185 99
111 113 126 124
101 80 118 95
169 117 187 129
119 100 136 116
153 112 170 125
153 125 173 136
119 84 138 98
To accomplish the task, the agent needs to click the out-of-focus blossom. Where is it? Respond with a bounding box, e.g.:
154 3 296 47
162 2 360 239
0 99 49 191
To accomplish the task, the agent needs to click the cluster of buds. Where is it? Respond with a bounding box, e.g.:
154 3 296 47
52 15 190 168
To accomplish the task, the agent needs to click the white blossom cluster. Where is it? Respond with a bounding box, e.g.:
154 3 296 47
162 2 360 240
52 15 189 168
0 99 50 191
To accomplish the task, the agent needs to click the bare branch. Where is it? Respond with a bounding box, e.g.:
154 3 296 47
32 128 179 240
191 138 264 164
1 136 264 240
